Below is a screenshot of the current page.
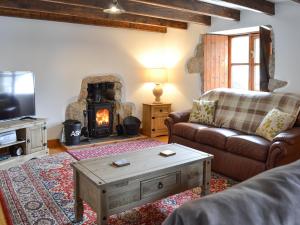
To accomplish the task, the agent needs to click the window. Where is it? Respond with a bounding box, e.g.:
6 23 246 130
229 33 260 91
0 72 34 95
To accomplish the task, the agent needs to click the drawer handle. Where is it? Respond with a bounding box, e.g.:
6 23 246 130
152 129 155 132
159 109 163 112
158 182 164 189
152 117 155 119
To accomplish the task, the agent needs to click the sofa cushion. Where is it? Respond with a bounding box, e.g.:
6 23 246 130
195 128 242 149
189 99 217 125
226 135 270 162
173 123 208 141
256 108 296 141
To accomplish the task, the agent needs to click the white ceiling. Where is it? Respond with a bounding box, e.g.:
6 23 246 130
199 0 242 9
269 0 287 2
199 0 288 11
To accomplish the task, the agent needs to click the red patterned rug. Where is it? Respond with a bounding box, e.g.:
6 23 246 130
67 139 164 160
0 140 237 225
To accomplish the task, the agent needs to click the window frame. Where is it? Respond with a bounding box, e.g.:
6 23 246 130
228 32 260 91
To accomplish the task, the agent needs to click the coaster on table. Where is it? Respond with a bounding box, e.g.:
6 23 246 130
159 150 176 157
112 159 130 167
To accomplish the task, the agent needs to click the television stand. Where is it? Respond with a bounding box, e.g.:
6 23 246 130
0 118 48 169
20 116 37 121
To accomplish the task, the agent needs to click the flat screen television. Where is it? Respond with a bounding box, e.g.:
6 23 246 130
0 71 35 121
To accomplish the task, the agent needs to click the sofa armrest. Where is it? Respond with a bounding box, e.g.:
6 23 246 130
168 109 191 124
164 109 191 144
267 129 300 169
273 127 300 145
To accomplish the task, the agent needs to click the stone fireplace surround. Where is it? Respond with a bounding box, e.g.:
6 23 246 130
65 75 135 133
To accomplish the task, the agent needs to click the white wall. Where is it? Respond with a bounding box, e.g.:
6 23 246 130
0 16 207 139
209 1 300 94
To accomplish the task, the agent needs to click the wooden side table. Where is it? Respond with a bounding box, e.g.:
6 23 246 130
142 103 171 138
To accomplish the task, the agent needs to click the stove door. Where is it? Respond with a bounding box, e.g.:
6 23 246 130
96 108 110 128
88 104 114 138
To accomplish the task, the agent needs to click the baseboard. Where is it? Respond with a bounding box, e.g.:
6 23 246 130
47 139 62 148
62 135 148 150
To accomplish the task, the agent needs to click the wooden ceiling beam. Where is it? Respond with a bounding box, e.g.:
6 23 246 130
43 0 212 24
0 0 188 29
218 0 275 15
129 0 240 20
0 8 167 33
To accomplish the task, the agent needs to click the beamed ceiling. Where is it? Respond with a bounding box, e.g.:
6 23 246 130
0 0 295 33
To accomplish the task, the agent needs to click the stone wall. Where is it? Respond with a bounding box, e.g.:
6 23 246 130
268 28 288 92
187 40 204 93
65 75 135 132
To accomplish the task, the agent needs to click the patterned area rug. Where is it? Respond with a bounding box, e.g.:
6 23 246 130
0 140 237 225
67 139 164 160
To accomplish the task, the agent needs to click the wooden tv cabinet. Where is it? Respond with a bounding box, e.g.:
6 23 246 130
0 118 48 169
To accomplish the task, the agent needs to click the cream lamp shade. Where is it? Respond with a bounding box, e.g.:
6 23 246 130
145 68 168 104
146 68 168 84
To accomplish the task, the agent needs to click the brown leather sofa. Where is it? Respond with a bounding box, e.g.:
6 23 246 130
165 109 300 181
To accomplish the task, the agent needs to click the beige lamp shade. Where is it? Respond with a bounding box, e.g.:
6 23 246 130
146 68 168 84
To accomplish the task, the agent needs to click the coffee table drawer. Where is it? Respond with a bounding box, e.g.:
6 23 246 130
141 172 180 199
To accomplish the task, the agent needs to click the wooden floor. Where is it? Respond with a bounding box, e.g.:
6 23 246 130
0 136 168 225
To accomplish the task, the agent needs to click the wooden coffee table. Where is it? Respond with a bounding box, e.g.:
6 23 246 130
71 143 213 225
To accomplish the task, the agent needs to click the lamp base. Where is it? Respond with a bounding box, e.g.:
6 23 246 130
153 84 163 104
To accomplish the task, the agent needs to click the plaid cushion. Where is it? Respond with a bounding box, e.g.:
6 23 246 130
201 88 300 134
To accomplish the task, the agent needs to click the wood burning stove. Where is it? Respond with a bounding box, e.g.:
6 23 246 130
87 102 114 138
86 82 115 138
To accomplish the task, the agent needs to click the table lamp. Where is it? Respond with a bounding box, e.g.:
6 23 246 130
146 68 168 104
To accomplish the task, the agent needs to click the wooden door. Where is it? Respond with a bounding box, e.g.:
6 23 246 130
203 34 229 92
152 116 168 135
27 123 47 154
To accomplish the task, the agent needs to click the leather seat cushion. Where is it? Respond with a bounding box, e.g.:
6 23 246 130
226 135 271 162
173 123 209 141
195 128 242 149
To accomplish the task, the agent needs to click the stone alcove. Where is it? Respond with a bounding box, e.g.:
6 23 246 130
65 75 135 133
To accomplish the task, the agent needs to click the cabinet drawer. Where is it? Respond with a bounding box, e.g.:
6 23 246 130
152 105 170 115
141 172 180 199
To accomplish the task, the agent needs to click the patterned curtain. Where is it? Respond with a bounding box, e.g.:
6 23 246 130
260 26 272 92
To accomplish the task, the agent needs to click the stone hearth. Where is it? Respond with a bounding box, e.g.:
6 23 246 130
65 75 135 133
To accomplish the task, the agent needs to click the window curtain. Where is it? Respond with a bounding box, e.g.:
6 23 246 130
260 26 272 92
